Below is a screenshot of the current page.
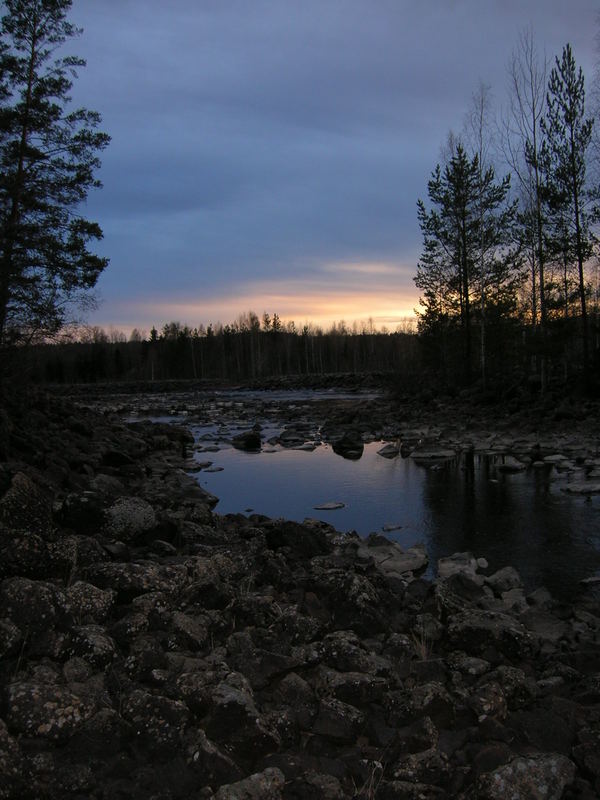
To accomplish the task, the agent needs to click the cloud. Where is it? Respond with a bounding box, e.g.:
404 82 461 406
91 268 419 332
71 0 597 331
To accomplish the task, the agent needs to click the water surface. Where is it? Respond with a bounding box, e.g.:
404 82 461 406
191 434 600 599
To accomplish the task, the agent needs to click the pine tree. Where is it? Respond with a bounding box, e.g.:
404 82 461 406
540 43 594 374
0 0 109 348
415 146 479 380
415 144 519 383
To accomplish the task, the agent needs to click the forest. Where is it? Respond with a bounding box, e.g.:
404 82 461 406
24 316 419 385
413 37 600 391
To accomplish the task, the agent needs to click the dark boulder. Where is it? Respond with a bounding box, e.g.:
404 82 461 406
232 430 262 451
331 432 364 460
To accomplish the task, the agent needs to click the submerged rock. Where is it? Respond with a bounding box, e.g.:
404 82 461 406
411 447 456 462
232 430 261 451
377 443 399 458
332 432 364 460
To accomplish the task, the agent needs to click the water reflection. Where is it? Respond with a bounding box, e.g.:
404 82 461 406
192 435 600 599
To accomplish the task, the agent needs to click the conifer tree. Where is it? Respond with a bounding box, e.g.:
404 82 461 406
415 144 518 383
0 0 109 347
540 44 594 373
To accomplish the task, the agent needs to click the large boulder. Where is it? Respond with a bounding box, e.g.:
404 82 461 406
474 753 576 799
121 689 189 756
85 561 188 601
332 432 364 460
5 682 97 742
232 430 261 451
447 609 536 663
1 577 66 634
104 496 157 542
0 472 54 540
212 767 285 799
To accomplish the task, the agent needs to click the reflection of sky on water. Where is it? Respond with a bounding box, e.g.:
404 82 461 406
193 436 600 600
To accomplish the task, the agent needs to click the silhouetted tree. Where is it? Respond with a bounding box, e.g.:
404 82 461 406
540 44 595 374
415 144 518 383
0 0 109 348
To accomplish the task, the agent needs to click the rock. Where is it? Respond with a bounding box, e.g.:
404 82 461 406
0 472 54 539
186 728 243 787
232 430 261 451
485 566 523 595
203 680 259 738
226 630 300 690
519 609 570 648
313 501 345 510
486 665 537 710
358 538 428 578
104 496 157 541
1 577 66 634
101 448 135 467
320 570 391 635
284 771 345 799
0 719 25 799
447 609 535 662
572 728 600 788
85 561 187 601
468 682 507 722
390 747 451 786
60 491 107 533
272 672 317 730
5 681 97 741
212 767 285 799
0 530 53 580
377 780 446 799
563 482 600 495
313 665 388 706
475 753 576 799
121 689 189 755
264 519 333 558
0 618 22 658
409 681 456 728
332 432 364 460
66 625 117 667
66 581 115 622
203 679 280 759
377 443 399 458
322 630 392 675
438 552 485 579
312 697 364 742
171 610 210 651
382 522 403 532
411 447 456 462
495 455 527 473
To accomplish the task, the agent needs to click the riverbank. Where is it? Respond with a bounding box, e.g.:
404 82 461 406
1 389 600 798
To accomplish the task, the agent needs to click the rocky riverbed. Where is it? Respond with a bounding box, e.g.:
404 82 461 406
1 388 600 798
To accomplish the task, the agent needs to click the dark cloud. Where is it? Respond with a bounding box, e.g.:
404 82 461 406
68 0 598 329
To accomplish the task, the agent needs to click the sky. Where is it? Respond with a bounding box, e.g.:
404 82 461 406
66 0 598 335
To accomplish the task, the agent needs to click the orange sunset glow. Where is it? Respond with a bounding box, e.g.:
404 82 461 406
95 264 420 334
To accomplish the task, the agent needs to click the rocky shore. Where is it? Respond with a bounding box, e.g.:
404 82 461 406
1 390 600 798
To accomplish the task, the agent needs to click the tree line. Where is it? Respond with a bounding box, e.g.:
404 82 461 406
415 34 600 390
27 315 420 384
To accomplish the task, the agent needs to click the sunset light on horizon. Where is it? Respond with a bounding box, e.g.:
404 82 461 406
92 259 421 335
